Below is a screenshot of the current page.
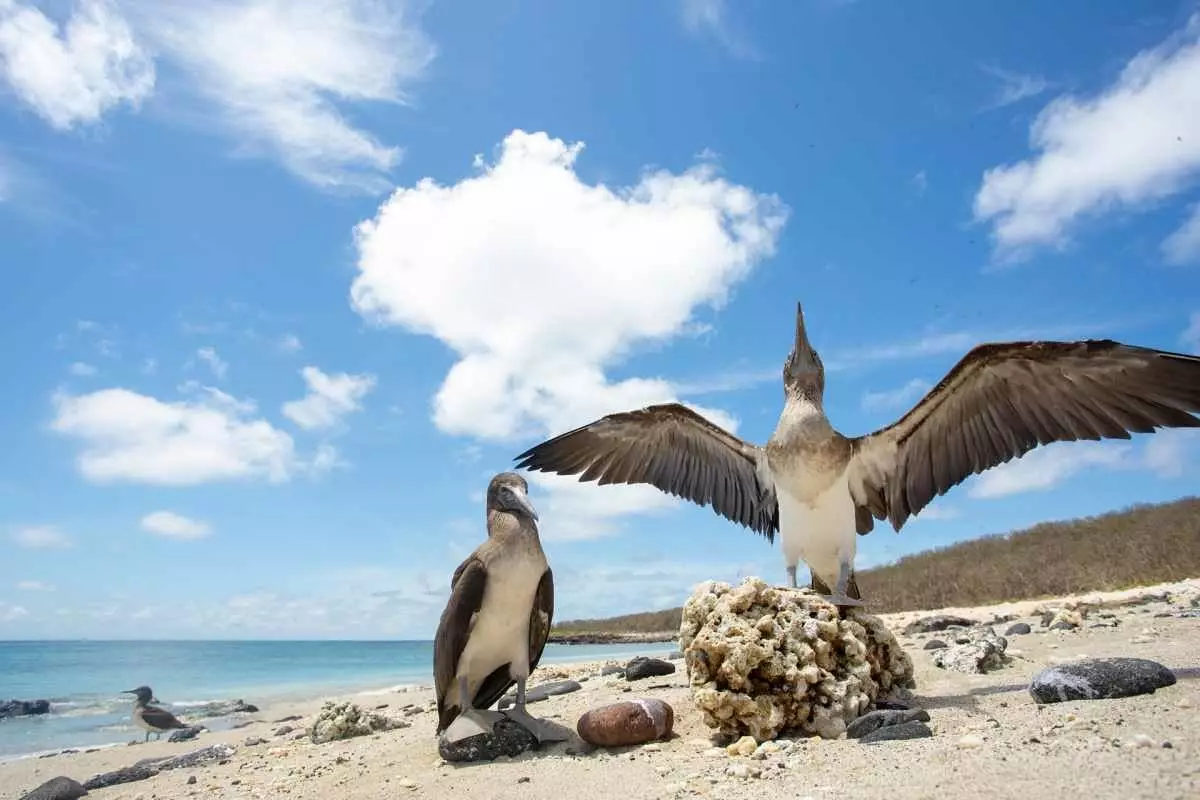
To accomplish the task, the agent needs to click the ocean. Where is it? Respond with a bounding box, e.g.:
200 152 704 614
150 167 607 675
0 639 674 760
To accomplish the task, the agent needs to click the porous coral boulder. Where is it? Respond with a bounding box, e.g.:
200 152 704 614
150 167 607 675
309 701 409 744
679 577 914 742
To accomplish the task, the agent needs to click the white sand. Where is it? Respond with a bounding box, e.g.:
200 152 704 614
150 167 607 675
3 578 1198 800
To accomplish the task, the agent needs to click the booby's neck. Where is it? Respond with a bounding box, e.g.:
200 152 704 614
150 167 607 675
771 393 832 446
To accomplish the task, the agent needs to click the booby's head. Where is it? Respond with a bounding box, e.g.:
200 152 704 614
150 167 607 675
486 471 539 524
122 686 156 705
783 302 825 402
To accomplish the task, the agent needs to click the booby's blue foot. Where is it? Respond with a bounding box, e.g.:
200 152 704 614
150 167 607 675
502 706 570 744
819 593 865 608
442 707 506 744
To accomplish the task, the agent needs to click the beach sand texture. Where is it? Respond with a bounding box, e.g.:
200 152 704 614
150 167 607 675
3 579 1197 800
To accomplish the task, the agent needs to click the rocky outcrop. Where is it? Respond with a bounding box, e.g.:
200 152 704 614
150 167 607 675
678 577 915 741
1 699 51 719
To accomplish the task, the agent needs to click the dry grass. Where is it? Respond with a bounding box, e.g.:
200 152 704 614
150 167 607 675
555 495 1200 633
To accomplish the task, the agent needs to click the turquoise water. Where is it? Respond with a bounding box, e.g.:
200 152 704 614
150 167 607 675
0 640 673 759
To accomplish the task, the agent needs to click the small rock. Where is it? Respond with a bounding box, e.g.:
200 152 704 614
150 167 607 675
1004 622 1032 636
498 680 582 710
859 720 933 743
168 726 204 743
624 657 675 681
1125 733 1155 749
1049 621 1076 632
243 736 267 746
187 776 197 785
577 698 674 747
726 735 758 757
846 708 931 739
599 665 625 677
923 640 947 651
725 762 761 779
17 776 87 800
274 725 294 736
931 628 1009 674
82 765 159 791
1029 657 1177 704
0 699 51 719
903 614 976 635
273 715 303 723
957 734 984 749
438 718 539 763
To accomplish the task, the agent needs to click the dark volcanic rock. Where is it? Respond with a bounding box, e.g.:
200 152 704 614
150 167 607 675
846 708 931 739
576 699 674 747
18 776 88 800
903 615 976 635
191 699 259 719
1049 620 1077 631
82 765 159 791
599 666 625 677
1 699 51 719
1029 657 1177 704
498 680 582 710
438 718 539 762
859 720 933 743
1004 622 1032 636
923 639 948 651
168 725 204 743
624 657 675 681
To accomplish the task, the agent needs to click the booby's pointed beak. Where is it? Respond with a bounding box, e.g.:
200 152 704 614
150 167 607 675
504 484 539 521
121 689 137 695
794 302 812 355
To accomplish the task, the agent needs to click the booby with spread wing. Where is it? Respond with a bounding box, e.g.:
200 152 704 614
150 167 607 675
514 303 1200 607
123 686 188 742
433 472 565 745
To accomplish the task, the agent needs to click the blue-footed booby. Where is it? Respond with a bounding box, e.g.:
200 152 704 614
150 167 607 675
122 686 187 742
433 472 566 745
514 303 1200 607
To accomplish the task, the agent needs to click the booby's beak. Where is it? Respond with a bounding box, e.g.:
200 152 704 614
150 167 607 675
121 689 137 695
793 302 812 356
502 484 539 522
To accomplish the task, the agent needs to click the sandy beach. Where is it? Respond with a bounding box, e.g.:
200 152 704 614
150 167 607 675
4 578 1198 800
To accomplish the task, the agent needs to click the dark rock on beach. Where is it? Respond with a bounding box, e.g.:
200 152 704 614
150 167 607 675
1004 622 1032 636
167 725 204 743
923 639 948 650
81 764 159 791
1029 657 1177 704
846 708 931 739
577 698 674 747
1 699 51 719
18 776 88 800
438 718 540 762
859 720 933 743
498 680 582 710
624 657 675 681
903 615 976 635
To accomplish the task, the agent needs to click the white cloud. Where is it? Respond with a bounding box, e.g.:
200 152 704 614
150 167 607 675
49 384 312 485
12 525 72 549
351 129 785 448
16 580 54 591
679 0 756 59
0 602 29 622
861 378 932 413
0 0 155 130
281 366 376 430
133 0 436 191
1163 202 1200 265
968 442 1132 498
912 504 959 521
912 169 928 195
525 472 681 542
980 64 1050 110
140 510 212 541
68 361 97 376
196 346 228 379
278 333 302 353
974 15 1200 259
1182 311 1200 353
1142 428 1198 478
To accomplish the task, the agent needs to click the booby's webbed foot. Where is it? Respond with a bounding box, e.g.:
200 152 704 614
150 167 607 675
502 706 569 744
821 559 865 608
441 707 506 744
819 593 866 608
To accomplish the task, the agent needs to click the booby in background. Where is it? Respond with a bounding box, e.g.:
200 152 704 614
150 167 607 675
123 685 188 742
433 472 565 744
515 302 1200 607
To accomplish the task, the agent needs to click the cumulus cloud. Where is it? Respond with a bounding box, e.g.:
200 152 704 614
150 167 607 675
281 366 376 430
350 130 785 534
974 15 1200 260
49 384 313 485
195 346 228 379
131 0 436 191
0 0 155 129
1163 202 1200 265
12 525 72 549
861 378 932 413
140 510 212 541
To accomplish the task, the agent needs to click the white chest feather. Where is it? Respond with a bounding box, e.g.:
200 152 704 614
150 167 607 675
772 469 858 581
457 554 546 688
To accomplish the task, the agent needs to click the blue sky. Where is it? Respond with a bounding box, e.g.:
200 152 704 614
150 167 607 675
2 0 1199 640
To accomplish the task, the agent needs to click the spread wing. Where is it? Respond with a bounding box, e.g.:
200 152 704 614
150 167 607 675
514 403 778 540
142 705 187 730
847 340 1200 533
433 555 488 733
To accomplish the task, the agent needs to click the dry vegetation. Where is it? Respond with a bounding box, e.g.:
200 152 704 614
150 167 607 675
554 496 1200 635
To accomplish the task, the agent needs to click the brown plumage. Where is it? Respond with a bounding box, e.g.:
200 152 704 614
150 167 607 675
513 302 1200 602
432 472 555 738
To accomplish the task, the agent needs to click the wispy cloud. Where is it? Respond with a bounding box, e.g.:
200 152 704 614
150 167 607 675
679 0 757 59
912 169 928 196
140 510 212 541
281 366 376 431
1182 311 1200 353
861 378 932 412
195 347 228 380
12 525 72 549
68 361 97 377
1163 202 1200 265
979 63 1051 110
16 580 55 592
278 333 303 354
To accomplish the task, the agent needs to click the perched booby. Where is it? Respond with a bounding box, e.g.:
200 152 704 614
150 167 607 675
514 302 1200 607
123 685 187 742
433 472 565 744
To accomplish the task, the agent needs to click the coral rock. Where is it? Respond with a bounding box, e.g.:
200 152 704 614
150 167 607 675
678 577 914 742
576 699 674 747
930 627 1009 674
309 701 408 744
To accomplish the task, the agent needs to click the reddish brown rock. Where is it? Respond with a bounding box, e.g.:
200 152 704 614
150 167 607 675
576 699 674 747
